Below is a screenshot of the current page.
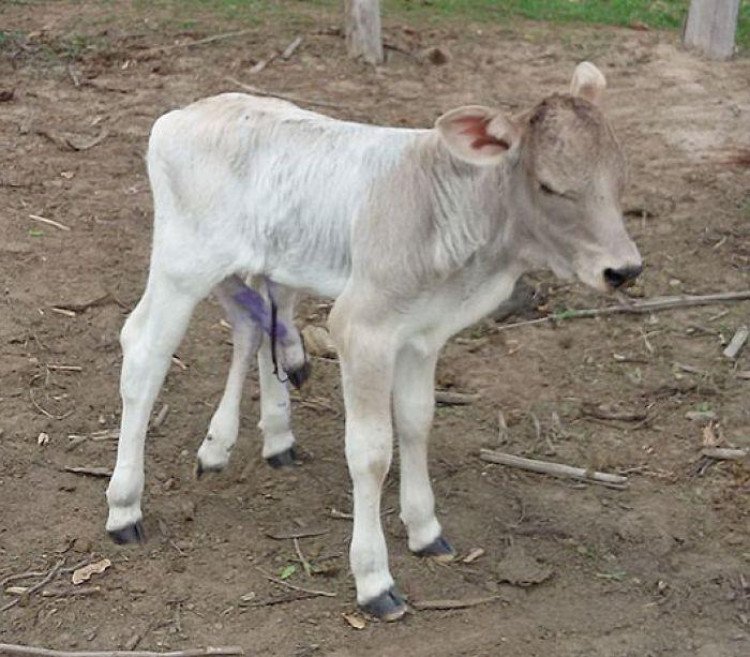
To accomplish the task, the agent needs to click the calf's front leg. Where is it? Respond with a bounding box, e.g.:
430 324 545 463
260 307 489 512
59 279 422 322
334 317 405 621
393 341 455 560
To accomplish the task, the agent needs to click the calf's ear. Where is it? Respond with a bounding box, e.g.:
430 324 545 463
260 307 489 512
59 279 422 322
570 61 606 105
435 106 519 166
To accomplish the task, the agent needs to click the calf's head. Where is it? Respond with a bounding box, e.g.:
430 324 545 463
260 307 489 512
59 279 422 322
435 62 642 292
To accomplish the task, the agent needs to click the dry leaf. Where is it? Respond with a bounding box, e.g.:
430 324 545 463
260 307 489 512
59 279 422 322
72 558 111 585
342 611 366 630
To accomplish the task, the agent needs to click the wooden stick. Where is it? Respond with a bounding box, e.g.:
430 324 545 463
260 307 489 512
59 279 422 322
46 365 83 373
435 390 479 406
224 77 343 109
281 36 303 60
151 403 170 430
723 326 748 359
0 645 244 657
497 291 750 331
249 53 278 74
412 595 500 611
63 466 112 478
701 447 748 460
479 449 629 489
29 214 71 232
1 560 64 612
255 568 336 598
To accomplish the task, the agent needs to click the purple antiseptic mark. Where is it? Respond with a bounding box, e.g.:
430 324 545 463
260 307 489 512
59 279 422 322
232 286 289 341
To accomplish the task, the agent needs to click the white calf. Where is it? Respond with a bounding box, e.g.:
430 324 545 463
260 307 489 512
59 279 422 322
106 62 641 620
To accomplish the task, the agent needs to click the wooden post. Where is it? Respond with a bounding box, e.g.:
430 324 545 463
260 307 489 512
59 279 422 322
344 0 384 65
683 0 741 60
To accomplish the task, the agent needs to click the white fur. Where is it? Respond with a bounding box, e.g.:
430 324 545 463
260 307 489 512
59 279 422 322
107 66 641 610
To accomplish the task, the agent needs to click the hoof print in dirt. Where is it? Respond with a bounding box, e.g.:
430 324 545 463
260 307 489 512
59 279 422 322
414 535 456 562
265 446 298 469
108 520 146 545
286 361 312 389
360 587 407 622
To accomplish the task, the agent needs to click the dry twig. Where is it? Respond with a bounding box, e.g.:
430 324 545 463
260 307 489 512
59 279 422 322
497 291 750 331
435 390 479 406
479 449 628 489
139 29 254 58
255 567 336 598
281 36 303 60
63 466 112 478
293 538 313 577
412 596 500 611
266 528 329 540
29 214 70 232
1 560 64 613
0 645 244 657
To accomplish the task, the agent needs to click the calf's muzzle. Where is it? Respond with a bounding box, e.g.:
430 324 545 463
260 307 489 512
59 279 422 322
603 264 643 290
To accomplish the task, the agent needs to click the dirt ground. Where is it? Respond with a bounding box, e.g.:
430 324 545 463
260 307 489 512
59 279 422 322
1 2 749 656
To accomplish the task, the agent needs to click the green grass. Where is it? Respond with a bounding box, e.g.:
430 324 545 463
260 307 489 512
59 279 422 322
157 0 750 51
390 0 749 50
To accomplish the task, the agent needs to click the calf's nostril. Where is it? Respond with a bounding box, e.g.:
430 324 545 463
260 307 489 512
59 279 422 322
603 264 642 289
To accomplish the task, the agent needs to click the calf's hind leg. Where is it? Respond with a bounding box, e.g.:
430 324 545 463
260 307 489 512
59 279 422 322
196 280 264 475
106 268 209 542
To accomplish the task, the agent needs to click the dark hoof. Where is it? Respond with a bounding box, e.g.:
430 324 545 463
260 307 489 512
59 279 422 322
414 535 456 562
265 446 297 469
286 361 312 389
108 520 146 545
194 460 223 479
360 586 407 622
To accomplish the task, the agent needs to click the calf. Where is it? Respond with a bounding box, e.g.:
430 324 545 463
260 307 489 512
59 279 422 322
106 62 641 620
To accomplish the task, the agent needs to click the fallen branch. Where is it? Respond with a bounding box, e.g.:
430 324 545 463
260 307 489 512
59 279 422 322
497 291 750 331
255 567 336 598
1 559 64 612
435 390 479 406
701 447 748 461
412 595 500 611
224 77 343 109
723 326 749 360
0 645 244 657
479 449 628 490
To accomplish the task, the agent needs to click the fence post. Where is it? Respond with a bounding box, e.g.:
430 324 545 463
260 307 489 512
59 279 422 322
683 0 741 60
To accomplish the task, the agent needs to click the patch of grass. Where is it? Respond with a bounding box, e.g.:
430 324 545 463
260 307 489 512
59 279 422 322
164 0 750 51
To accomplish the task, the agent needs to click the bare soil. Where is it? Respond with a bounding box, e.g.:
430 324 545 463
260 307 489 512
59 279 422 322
1 3 749 656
